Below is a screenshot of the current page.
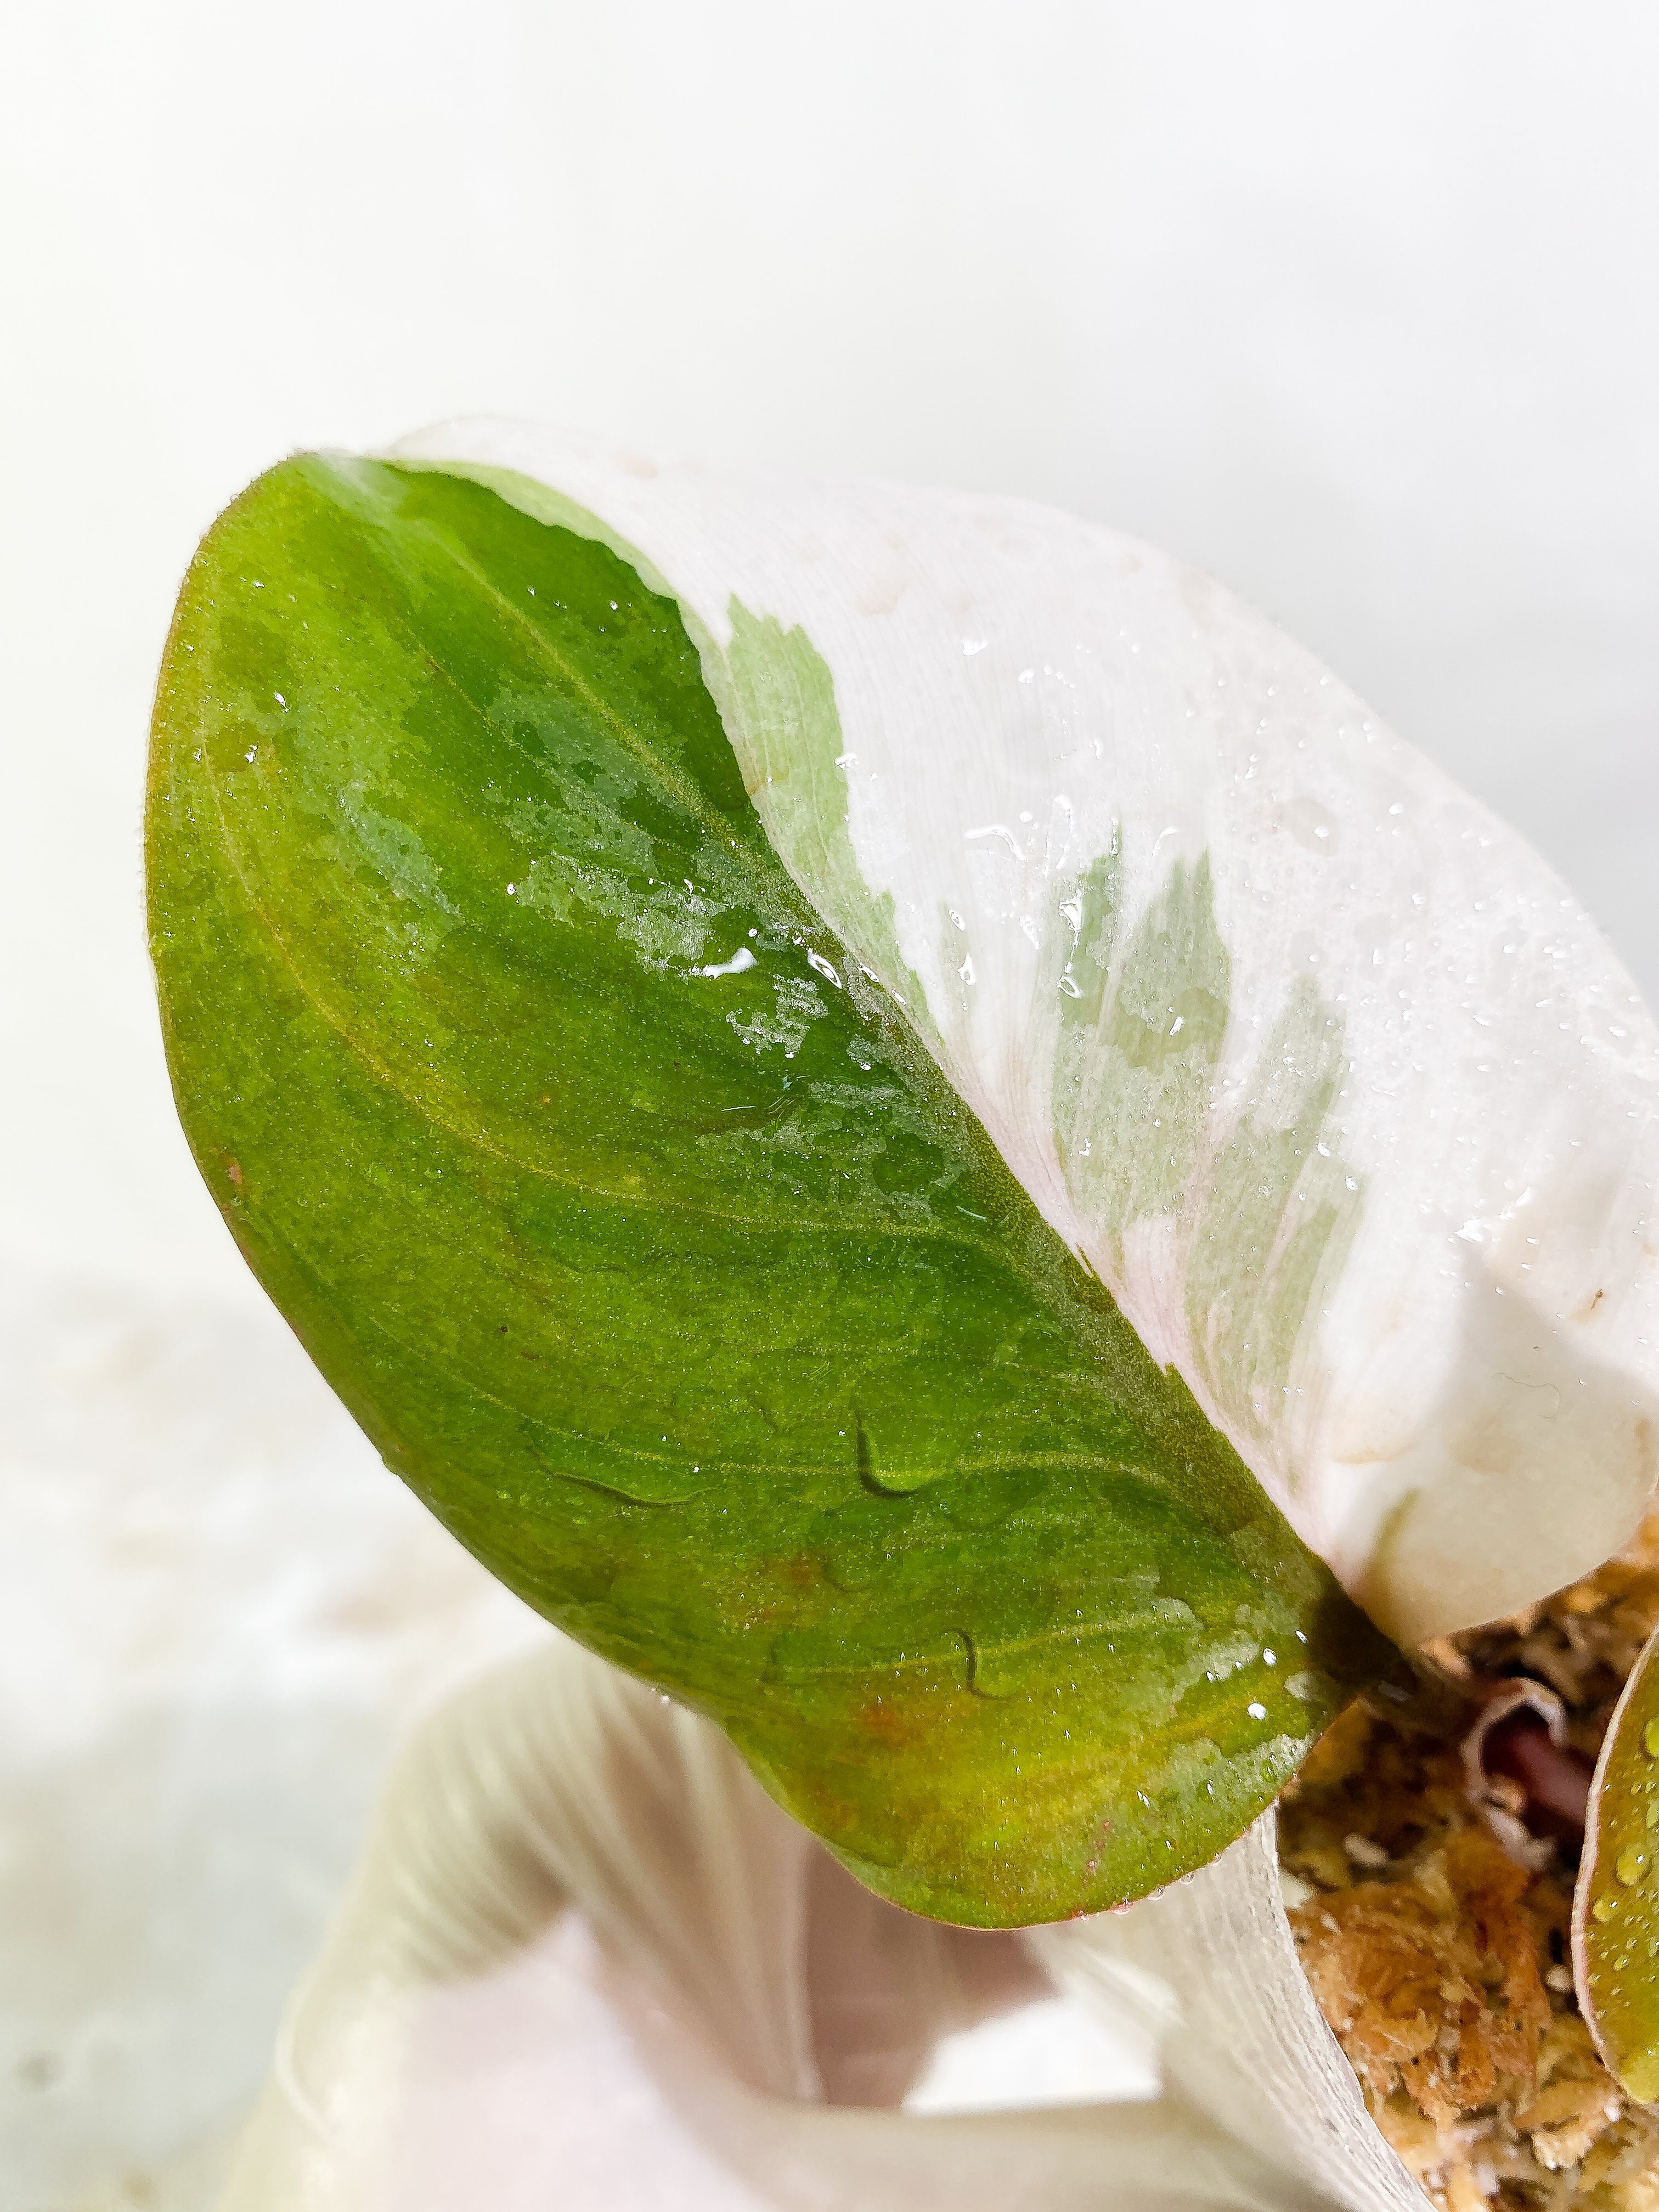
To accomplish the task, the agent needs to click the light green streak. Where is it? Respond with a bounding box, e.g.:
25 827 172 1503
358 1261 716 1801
1053 846 1361 1473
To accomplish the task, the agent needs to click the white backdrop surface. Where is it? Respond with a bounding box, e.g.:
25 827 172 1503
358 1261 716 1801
2 4 1656 2206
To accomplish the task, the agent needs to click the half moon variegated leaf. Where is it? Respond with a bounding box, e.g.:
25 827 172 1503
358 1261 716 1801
393 420 1659 1647
147 454 1391 1926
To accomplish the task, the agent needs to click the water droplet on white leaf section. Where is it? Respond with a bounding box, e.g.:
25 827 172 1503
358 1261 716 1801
964 822 1030 865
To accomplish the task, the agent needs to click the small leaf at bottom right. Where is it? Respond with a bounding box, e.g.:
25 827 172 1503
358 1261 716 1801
1577 1622 1659 2102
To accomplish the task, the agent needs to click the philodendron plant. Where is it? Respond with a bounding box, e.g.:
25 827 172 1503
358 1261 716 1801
148 422 1659 2203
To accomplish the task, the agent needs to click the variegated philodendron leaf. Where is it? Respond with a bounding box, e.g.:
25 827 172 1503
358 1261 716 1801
148 455 1391 1926
149 424 1659 1923
1577 1624 1659 2099
393 422 1659 1654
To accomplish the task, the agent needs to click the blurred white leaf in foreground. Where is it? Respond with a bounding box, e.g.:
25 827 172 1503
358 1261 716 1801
0 1260 544 2210
222 1635 1370 2212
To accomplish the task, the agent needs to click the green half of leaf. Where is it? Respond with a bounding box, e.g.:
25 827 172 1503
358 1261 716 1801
1576 1622 1659 2098
145 453 1392 1926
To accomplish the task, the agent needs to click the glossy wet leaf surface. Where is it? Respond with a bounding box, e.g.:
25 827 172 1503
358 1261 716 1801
1577 1623 1659 2097
146 455 1391 1924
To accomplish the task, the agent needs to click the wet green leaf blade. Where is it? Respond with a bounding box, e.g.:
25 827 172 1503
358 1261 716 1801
1577 1622 1659 2097
146 454 1392 1925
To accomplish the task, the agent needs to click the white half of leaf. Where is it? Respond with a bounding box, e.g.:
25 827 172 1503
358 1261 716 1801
390 420 1659 1644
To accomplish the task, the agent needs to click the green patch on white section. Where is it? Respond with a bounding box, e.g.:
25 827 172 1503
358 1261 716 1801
1184 980 1363 1486
716 602 935 1037
1055 848 1230 1257
1057 844 1122 1031
718 605 843 861
1053 845 1362 1492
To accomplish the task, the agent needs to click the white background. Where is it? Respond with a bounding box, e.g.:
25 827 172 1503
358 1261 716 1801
3 4 1656 2204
